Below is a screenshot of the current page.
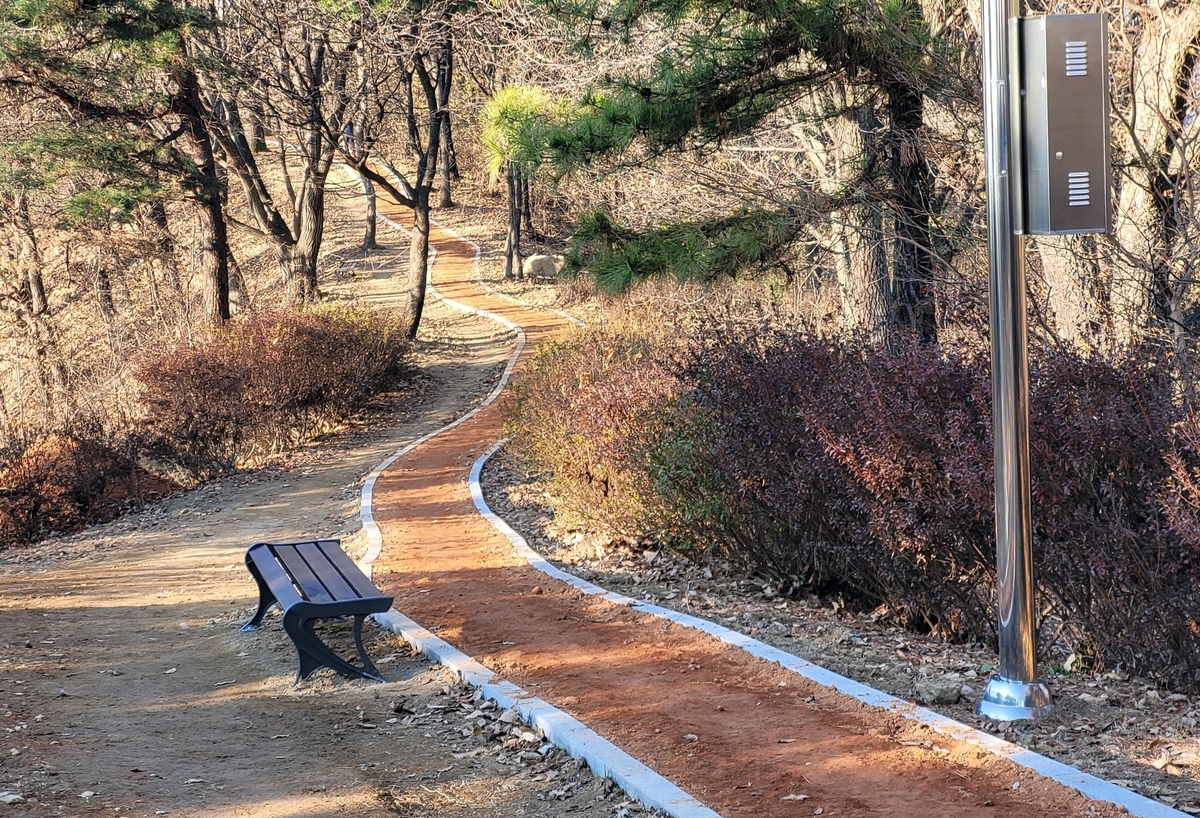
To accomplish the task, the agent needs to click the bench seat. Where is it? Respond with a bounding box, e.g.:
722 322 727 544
241 539 393 682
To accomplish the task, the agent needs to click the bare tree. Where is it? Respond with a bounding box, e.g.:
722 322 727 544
348 12 455 338
197 0 365 301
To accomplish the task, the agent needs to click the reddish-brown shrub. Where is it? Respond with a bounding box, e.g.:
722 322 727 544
0 434 173 546
136 305 412 475
671 334 1200 686
506 325 1200 689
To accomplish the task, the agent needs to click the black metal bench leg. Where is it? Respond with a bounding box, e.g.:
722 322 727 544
240 558 278 632
352 615 386 682
283 612 386 683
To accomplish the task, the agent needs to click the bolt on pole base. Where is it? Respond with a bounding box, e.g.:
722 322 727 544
977 675 1054 721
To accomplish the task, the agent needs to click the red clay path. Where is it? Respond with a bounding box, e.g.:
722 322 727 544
369 205 1122 818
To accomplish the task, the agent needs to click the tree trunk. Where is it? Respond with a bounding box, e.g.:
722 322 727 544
437 40 459 210
1035 235 1108 347
198 198 232 322
521 176 541 241
885 79 937 343
171 70 231 323
228 250 247 315
831 106 890 345
504 165 523 279
439 116 457 208
140 201 179 319
837 207 890 346
284 175 325 301
405 188 432 339
393 23 450 340
249 103 268 152
358 170 380 250
11 193 48 316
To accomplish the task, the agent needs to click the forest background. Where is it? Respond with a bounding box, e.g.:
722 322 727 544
3 0 1200 692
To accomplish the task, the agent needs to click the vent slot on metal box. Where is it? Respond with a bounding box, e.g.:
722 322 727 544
1067 171 1091 206
1065 40 1088 76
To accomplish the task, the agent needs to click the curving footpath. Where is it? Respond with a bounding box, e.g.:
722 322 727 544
363 203 1179 818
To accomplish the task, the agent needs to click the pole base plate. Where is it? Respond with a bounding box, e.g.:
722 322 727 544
976 676 1054 721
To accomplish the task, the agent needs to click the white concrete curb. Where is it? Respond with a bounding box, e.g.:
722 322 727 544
358 212 720 818
469 443 1189 818
374 608 721 818
357 214 525 571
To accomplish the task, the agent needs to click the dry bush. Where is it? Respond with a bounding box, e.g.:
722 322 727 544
0 433 173 546
503 331 683 539
135 305 413 477
505 286 1200 689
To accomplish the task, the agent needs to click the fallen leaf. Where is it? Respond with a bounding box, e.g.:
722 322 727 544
184 779 204 785
781 793 809 801
163 668 177 675
80 791 95 798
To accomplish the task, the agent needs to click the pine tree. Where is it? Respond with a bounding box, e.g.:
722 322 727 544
543 0 946 340
0 0 232 323
481 85 559 279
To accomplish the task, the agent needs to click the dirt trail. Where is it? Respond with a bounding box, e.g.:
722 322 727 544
0 216 634 817
368 208 1126 818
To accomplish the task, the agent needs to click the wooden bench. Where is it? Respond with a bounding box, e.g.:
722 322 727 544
240 539 394 682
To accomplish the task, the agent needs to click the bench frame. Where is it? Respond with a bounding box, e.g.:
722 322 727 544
241 539 393 682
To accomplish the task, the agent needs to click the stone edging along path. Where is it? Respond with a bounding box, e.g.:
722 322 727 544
359 207 1184 818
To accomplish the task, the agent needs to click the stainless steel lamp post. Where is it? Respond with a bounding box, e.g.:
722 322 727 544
976 0 1055 721
977 0 1111 719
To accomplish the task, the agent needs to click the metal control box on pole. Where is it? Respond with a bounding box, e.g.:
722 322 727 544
1018 14 1113 235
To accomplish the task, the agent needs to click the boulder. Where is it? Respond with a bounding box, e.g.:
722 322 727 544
914 677 962 705
521 254 565 281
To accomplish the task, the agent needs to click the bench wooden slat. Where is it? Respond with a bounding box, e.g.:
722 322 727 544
274 544 336 605
296 541 358 601
315 539 386 600
248 546 304 609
